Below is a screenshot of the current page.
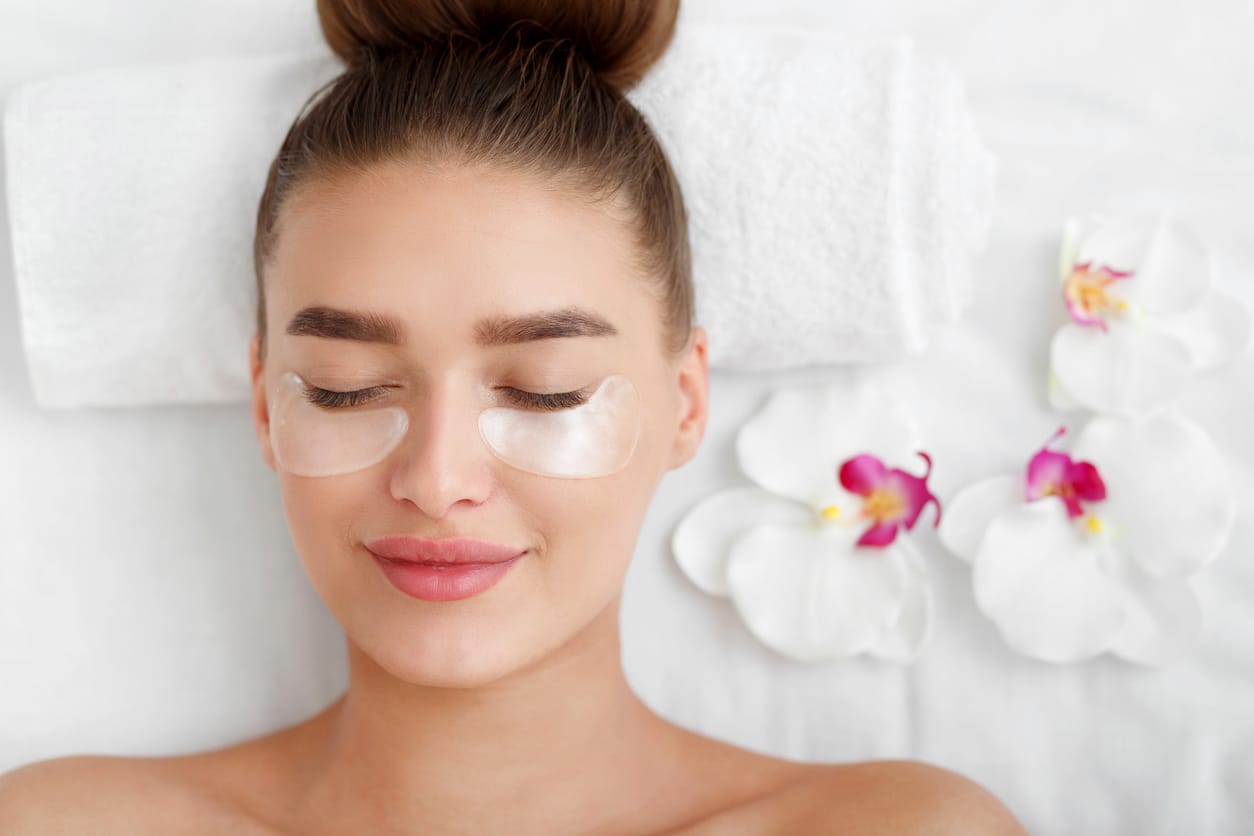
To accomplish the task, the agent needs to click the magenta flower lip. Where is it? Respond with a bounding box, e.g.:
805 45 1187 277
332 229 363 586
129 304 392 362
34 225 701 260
838 451 942 548
1024 426 1107 519
1063 260 1134 332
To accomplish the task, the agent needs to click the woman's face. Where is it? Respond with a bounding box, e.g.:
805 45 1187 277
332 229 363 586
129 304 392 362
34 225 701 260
250 160 706 688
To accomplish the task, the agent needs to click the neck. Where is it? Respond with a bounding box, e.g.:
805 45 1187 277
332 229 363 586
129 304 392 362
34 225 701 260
291 593 686 833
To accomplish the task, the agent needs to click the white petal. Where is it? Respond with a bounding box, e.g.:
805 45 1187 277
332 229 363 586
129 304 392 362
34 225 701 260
672 486 813 597
1059 217 1083 281
1105 549 1203 666
1046 364 1085 412
725 521 910 662
937 474 1024 564
1069 411 1238 577
972 502 1125 663
1152 290 1253 371
1075 213 1211 315
1059 214 1111 282
1050 320 1192 416
736 379 922 506
869 536 934 662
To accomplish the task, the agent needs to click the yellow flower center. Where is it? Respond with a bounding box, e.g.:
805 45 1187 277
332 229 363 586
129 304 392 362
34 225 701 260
1041 481 1075 499
1065 266 1126 319
861 487 906 522
1085 514 1104 535
1077 283 1111 315
819 504 841 521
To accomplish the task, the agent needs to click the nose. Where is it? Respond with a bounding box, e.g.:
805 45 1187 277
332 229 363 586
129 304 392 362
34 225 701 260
386 378 494 519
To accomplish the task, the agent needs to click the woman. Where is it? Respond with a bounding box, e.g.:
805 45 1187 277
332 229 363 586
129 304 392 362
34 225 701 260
0 0 1027 832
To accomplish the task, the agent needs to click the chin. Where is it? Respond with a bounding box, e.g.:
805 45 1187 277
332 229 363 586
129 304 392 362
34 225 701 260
365 631 546 690
344 594 549 687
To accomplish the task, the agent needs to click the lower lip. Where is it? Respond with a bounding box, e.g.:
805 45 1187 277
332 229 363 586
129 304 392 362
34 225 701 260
370 550 526 602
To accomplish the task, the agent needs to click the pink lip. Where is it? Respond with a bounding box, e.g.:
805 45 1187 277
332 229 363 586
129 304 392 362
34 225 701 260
365 536 528 602
365 536 526 564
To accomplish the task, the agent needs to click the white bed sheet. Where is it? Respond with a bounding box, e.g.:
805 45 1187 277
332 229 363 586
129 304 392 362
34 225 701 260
2 2 1253 834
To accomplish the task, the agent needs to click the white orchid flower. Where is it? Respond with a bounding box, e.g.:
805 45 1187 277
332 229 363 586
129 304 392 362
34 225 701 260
671 379 942 663
938 408 1236 665
1048 212 1252 416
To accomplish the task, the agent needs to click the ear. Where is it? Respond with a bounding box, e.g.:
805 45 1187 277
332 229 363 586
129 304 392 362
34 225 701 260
667 325 710 470
250 333 277 473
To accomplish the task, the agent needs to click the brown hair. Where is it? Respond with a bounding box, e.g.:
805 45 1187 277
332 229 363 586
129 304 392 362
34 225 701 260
253 0 693 364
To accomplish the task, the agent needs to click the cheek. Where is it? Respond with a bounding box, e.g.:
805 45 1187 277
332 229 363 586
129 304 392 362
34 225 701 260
275 472 366 590
506 382 671 583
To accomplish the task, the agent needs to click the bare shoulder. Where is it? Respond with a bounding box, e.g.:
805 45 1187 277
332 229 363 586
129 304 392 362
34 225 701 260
674 758 1028 836
0 755 177 835
0 752 272 835
782 759 1029 836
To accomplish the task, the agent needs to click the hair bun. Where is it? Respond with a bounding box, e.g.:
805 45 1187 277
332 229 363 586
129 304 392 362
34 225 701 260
316 0 679 92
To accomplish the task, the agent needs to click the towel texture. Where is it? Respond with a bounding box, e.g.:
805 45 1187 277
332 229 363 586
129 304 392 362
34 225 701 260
3 51 342 408
3 22 996 408
628 23 998 369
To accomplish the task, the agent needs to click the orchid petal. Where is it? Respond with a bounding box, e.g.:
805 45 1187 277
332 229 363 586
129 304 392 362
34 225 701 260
1105 548 1203 666
1046 366 1084 412
1074 213 1211 315
1153 290 1253 371
1058 217 1081 282
724 522 910 661
1069 411 1237 578
672 486 814 597
857 520 900 547
1058 215 1106 283
839 454 888 496
937 474 1023 564
869 537 934 662
736 380 921 506
1025 448 1071 501
886 457 941 529
972 502 1125 662
1050 320 1192 416
1068 460 1107 502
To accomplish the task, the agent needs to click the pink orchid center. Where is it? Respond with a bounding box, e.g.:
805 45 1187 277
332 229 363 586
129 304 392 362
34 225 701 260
1063 260 1134 332
834 452 942 549
862 486 907 522
1025 425 1108 524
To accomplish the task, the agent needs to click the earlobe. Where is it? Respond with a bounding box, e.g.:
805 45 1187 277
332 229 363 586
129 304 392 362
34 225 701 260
249 334 277 473
668 325 710 470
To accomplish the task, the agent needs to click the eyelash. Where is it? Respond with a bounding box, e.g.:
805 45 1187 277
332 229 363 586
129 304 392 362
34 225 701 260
299 384 590 412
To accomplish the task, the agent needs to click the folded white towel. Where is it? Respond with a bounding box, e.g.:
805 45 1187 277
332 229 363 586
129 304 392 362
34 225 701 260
2 22 996 409
3 51 343 408
629 23 997 370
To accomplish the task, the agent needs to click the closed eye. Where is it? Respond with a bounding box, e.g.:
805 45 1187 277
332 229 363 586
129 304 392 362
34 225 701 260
499 387 590 411
299 384 590 412
300 384 390 410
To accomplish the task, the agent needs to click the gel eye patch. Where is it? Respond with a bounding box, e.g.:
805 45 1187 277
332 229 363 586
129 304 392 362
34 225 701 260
478 374 640 478
269 371 639 479
269 371 410 478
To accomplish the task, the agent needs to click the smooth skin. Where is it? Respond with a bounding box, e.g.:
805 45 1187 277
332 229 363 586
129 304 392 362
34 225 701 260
0 160 1028 835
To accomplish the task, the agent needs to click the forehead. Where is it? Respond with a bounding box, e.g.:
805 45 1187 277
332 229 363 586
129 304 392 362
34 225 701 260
267 160 649 347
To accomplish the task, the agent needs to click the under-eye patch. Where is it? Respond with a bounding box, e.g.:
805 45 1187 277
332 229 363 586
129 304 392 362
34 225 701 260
269 371 640 479
478 374 640 478
268 372 409 478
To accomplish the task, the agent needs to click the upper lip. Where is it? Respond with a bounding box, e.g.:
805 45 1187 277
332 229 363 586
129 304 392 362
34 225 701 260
365 536 527 565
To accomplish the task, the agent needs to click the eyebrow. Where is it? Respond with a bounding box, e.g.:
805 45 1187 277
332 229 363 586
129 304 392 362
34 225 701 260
284 304 619 347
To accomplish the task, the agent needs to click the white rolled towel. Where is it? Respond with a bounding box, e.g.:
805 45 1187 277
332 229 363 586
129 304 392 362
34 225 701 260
630 23 997 370
2 20 996 409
